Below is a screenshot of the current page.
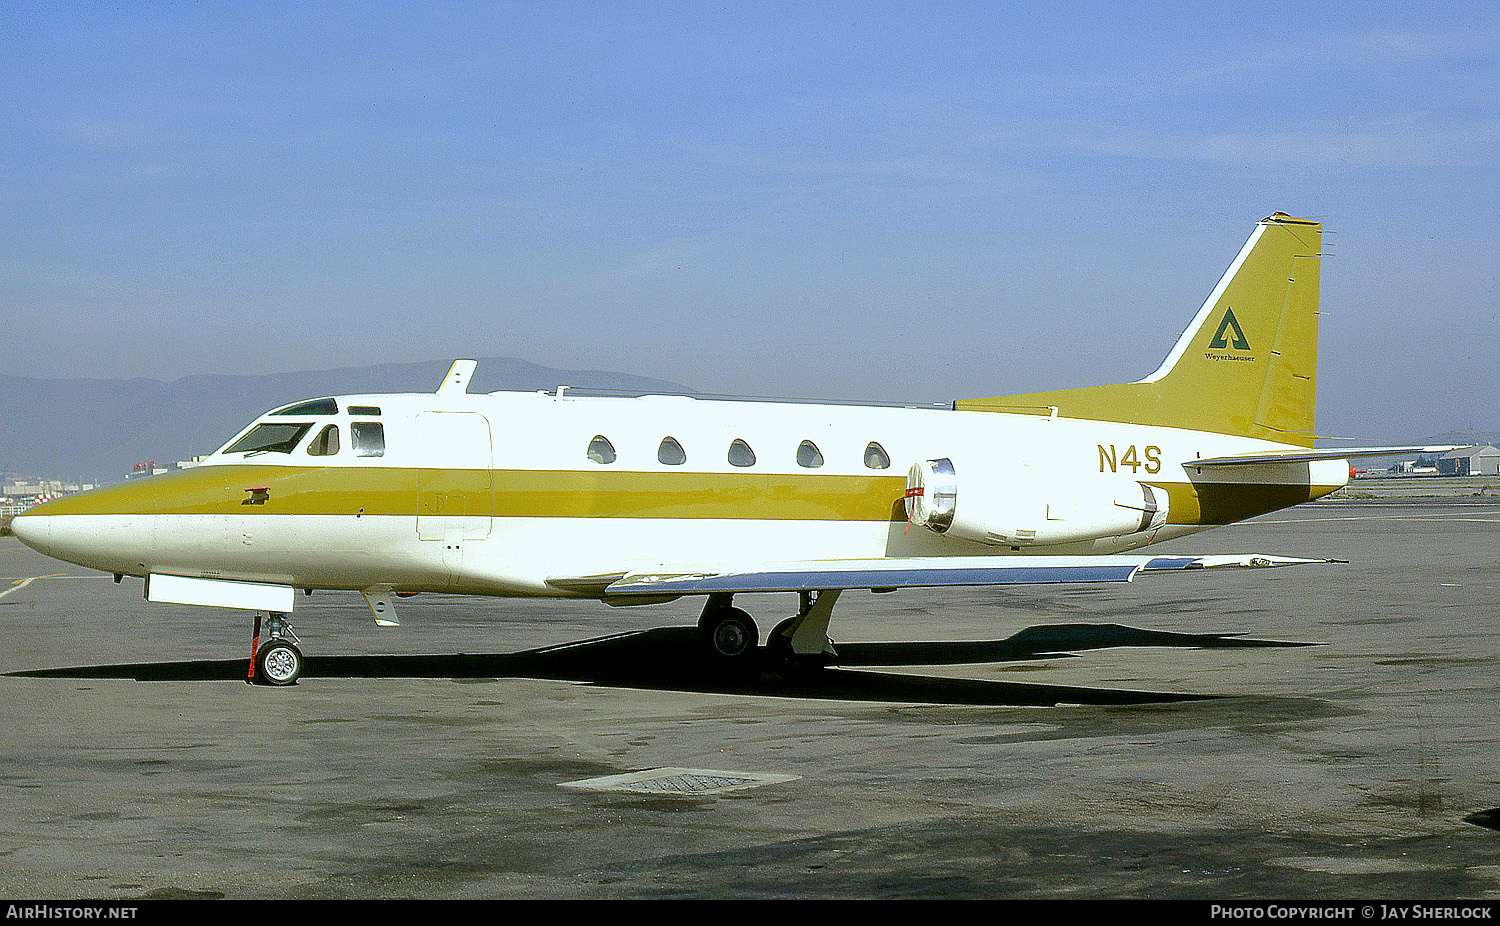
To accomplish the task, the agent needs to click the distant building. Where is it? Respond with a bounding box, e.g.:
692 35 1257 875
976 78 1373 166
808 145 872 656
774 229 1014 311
3 479 97 496
1436 446 1500 477
2 478 97 516
126 461 169 479
1390 460 1438 475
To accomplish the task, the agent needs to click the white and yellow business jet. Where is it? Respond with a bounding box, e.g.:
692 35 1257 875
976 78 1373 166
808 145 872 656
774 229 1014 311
13 214 1439 686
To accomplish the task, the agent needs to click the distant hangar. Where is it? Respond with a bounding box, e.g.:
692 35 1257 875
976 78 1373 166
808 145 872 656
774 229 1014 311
1435 445 1500 477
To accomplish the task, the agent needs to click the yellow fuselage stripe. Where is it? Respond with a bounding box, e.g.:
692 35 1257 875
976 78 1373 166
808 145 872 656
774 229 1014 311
32 464 1339 527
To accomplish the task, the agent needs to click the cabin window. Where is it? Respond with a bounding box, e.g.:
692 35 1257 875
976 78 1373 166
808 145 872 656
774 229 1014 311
307 424 340 456
271 398 339 416
864 441 890 470
727 439 756 468
348 405 382 416
351 422 385 457
587 435 616 464
657 436 686 466
797 440 824 468
225 422 313 456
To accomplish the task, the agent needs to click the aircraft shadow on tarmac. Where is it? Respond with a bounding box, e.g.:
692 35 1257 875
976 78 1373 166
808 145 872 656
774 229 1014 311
6 622 1318 707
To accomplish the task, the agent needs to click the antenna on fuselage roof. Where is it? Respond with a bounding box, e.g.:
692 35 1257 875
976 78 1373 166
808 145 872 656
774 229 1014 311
436 359 477 395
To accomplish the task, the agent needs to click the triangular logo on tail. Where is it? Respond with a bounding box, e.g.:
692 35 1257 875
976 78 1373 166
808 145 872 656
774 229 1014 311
1207 307 1250 351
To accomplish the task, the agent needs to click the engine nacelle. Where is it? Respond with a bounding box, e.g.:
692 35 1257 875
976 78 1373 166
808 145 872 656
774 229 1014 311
904 457 1168 546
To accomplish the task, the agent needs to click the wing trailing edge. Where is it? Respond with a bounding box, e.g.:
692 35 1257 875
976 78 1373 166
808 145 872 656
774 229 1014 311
546 553 1335 598
1191 446 1457 467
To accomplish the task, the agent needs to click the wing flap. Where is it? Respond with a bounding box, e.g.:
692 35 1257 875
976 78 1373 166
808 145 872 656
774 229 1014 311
585 553 1332 597
1192 445 1456 467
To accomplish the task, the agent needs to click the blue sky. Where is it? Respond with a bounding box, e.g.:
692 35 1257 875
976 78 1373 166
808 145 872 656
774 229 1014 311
3 2 1496 440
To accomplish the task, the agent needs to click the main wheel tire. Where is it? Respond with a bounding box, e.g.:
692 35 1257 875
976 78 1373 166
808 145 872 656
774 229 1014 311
700 607 759 661
254 639 303 686
768 616 797 646
764 617 827 681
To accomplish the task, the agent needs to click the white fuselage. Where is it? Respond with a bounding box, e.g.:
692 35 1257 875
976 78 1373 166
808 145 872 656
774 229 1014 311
13 389 1348 598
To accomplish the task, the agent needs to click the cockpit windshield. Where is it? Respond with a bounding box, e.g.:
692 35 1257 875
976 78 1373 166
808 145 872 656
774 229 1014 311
224 422 313 455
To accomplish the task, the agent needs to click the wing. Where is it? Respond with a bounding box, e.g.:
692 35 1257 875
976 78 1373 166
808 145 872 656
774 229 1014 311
547 553 1335 599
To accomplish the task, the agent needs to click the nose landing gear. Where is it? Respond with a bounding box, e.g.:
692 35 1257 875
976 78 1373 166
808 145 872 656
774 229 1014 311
246 612 303 686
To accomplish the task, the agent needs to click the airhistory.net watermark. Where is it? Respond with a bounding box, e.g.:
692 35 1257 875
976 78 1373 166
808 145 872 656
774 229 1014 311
5 907 137 920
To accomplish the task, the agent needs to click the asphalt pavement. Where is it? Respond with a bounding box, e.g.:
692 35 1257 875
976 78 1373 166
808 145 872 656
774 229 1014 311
1 492 1497 899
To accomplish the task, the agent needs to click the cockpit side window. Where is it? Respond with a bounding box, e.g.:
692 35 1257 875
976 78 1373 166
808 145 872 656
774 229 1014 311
307 424 340 456
351 422 385 457
271 398 339 416
225 422 313 455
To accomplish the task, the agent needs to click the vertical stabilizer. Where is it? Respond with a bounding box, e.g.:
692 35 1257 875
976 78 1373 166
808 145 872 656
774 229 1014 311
957 214 1322 447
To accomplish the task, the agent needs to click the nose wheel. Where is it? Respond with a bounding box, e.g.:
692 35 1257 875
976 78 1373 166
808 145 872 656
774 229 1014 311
247 612 303 686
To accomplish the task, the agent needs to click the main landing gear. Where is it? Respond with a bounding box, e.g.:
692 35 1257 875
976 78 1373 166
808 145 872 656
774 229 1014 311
246 612 303 686
697 594 758 662
697 590 841 678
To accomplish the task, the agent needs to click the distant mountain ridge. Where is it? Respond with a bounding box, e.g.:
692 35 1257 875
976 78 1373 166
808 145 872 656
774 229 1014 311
1419 429 1500 450
1 358 691 483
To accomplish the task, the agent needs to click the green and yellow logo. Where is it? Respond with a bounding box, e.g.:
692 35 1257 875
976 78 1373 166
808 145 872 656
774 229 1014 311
1207 307 1250 351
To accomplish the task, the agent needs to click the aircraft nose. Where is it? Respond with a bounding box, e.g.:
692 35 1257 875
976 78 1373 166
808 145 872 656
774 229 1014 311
9 487 159 576
9 510 51 555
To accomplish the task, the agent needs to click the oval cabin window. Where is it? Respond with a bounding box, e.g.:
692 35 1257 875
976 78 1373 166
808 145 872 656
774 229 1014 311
658 437 686 466
864 441 890 470
727 439 756 468
797 440 824 468
587 435 616 464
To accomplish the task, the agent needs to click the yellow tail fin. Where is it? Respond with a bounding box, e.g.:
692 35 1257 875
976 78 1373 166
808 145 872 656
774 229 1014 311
957 213 1322 447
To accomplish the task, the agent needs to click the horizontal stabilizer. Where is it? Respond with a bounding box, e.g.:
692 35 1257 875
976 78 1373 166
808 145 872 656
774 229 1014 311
1192 446 1458 467
571 553 1335 597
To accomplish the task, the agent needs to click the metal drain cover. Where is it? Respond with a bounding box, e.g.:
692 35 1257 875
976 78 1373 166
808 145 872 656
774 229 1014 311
560 767 799 796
